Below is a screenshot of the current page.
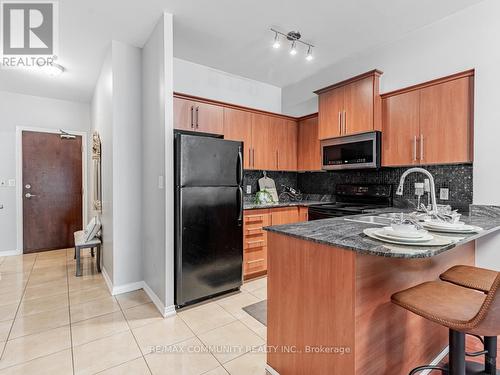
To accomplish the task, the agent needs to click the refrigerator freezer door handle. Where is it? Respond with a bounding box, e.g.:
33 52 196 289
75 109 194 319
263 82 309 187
237 146 243 185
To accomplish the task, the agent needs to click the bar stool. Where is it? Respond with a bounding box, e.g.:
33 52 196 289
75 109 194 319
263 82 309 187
441 265 498 294
391 273 500 374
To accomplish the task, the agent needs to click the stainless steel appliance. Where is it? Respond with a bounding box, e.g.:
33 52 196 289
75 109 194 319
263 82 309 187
308 184 392 220
321 131 381 170
174 131 244 308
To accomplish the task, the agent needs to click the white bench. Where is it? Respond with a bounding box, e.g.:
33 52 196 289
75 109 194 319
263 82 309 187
74 230 102 277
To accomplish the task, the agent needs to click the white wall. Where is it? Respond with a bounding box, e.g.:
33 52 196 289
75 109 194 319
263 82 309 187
142 13 175 315
282 0 500 269
174 58 282 113
91 51 114 279
90 41 143 289
0 91 90 255
111 41 143 287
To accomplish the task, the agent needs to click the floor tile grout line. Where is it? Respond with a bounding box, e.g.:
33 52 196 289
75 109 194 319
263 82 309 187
65 248 76 375
0 253 38 359
116 293 154 375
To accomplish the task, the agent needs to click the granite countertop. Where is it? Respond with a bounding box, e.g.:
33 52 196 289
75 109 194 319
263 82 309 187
264 205 500 259
244 200 333 210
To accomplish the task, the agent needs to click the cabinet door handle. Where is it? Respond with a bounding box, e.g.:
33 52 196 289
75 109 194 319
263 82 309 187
276 150 279 169
195 106 199 129
413 136 417 161
252 149 255 168
190 106 194 128
339 111 342 135
343 111 347 135
420 134 424 161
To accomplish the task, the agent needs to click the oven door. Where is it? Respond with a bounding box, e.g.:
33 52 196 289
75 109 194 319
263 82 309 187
321 131 381 170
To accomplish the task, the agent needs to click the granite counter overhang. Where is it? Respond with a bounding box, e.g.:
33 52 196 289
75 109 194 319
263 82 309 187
263 206 500 259
243 200 333 210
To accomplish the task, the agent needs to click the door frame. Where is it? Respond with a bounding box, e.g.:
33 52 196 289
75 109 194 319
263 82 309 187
16 126 88 254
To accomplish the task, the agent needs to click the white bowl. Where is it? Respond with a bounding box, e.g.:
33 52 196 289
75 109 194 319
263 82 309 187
391 223 418 234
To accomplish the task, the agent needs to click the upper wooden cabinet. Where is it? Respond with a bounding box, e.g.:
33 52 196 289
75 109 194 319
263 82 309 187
223 108 252 169
382 70 474 167
173 97 223 135
315 70 382 139
273 118 298 171
251 113 275 170
298 115 321 171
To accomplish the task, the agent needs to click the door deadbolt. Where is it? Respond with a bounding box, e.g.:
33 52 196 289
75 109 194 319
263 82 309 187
25 184 31 189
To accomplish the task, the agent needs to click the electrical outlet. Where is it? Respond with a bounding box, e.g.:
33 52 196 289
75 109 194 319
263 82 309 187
158 175 164 189
246 185 252 194
440 188 449 200
8 179 15 187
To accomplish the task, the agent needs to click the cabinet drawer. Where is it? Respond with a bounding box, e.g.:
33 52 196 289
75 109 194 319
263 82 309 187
244 214 266 224
244 247 267 275
245 227 265 236
245 238 266 249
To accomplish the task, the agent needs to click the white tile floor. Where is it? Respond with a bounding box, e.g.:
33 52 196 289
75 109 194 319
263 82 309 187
0 249 269 374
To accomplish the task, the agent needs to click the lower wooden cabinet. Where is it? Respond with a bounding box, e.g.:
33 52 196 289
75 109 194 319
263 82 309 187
243 206 308 280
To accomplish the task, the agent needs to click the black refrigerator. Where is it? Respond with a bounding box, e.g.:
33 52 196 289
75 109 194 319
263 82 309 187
174 131 244 308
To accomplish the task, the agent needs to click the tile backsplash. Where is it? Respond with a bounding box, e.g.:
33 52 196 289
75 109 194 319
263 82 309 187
244 164 473 212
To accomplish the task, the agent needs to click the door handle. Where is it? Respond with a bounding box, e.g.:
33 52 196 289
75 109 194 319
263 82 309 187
339 111 342 135
343 111 347 135
252 149 255 168
413 136 417 161
276 150 279 169
195 106 199 129
420 134 424 161
190 106 194 128
25 193 37 198
237 146 243 184
237 186 243 225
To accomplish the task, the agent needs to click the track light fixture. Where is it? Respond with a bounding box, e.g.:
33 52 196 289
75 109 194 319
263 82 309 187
270 28 315 61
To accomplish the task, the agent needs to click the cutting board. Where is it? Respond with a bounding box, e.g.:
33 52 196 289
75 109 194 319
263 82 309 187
258 175 278 202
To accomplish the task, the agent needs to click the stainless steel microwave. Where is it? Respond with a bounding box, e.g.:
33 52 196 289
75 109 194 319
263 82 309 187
321 131 381 170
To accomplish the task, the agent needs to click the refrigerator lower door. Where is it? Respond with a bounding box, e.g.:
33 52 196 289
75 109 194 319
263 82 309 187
175 186 243 306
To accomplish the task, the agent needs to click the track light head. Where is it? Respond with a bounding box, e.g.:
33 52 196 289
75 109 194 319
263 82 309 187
272 32 281 49
306 46 313 61
290 41 297 56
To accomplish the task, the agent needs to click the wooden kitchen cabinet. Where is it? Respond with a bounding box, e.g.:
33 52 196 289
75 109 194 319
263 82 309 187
316 70 382 139
272 118 298 171
382 70 474 166
318 86 344 139
223 108 253 169
419 76 472 164
298 115 321 171
251 113 275 170
173 97 223 134
298 207 309 222
270 207 300 226
382 90 420 166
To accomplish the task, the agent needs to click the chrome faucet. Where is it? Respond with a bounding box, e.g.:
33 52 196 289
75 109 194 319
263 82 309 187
396 167 438 214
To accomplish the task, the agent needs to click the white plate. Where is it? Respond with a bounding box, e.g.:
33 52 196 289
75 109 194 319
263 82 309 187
422 223 483 234
383 227 428 239
364 228 456 246
375 229 434 243
423 220 466 229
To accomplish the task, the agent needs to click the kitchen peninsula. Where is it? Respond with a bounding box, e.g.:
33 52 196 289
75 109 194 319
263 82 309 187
264 206 500 374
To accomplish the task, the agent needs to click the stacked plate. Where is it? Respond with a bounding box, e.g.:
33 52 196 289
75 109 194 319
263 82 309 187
364 227 455 246
422 220 483 234
372 227 433 243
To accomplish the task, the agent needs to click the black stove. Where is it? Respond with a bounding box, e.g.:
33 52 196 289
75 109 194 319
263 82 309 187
308 184 392 221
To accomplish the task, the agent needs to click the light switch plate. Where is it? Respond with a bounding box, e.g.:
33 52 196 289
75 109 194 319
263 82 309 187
440 188 449 200
158 175 164 189
8 179 15 187
246 185 252 194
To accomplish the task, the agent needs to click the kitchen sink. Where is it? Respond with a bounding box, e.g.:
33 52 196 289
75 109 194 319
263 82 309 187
344 215 393 226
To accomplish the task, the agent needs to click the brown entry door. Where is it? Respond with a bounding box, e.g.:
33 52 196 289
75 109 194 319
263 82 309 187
22 131 83 253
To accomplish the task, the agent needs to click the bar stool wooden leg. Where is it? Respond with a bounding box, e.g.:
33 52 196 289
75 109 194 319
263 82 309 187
96 244 101 273
450 330 466 375
485 336 497 374
91 247 95 257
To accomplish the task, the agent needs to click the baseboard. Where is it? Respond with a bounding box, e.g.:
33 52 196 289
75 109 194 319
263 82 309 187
111 281 144 295
0 249 22 257
265 364 280 375
101 267 113 294
142 281 176 317
421 346 449 375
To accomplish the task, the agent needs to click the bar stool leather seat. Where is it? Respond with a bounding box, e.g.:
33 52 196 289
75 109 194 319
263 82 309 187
392 273 500 374
440 265 498 294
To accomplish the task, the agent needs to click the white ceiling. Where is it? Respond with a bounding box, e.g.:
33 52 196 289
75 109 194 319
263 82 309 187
0 0 484 103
